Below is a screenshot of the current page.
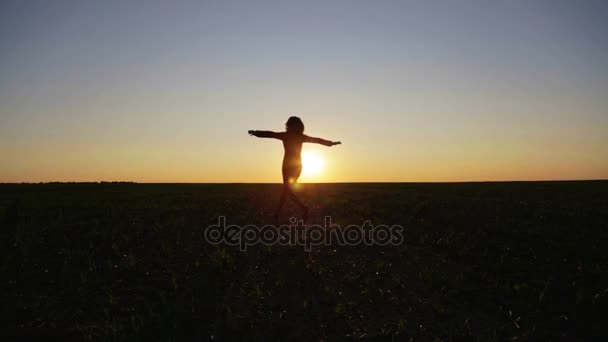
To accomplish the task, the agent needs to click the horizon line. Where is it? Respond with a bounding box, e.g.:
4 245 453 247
1 179 607 185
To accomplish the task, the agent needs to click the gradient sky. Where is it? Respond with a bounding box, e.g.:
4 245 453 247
1 0 607 182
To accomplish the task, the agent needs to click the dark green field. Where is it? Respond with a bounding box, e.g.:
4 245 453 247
2 182 607 340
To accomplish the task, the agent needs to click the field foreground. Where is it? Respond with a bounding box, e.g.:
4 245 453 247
1 182 607 340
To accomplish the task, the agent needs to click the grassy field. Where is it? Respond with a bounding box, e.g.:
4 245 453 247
1 181 607 340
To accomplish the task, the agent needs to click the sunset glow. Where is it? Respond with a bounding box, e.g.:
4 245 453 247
301 151 325 180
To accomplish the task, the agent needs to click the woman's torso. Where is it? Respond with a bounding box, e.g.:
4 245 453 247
282 132 304 170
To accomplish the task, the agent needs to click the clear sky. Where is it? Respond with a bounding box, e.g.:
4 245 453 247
1 0 607 183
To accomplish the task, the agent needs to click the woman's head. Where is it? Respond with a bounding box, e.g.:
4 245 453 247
285 116 304 134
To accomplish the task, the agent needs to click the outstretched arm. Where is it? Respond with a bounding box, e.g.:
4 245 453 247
248 130 284 139
303 134 341 146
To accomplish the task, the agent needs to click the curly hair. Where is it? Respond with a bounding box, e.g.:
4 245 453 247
285 116 304 134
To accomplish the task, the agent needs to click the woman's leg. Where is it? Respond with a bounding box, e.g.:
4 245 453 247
274 182 289 220
276 166 308 221
290 191 309 222
289 169 309 221
275 181 308 221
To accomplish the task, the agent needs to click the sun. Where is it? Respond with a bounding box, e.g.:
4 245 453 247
301 151 325 177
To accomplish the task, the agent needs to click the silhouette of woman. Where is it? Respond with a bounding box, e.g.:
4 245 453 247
249 116 341 221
